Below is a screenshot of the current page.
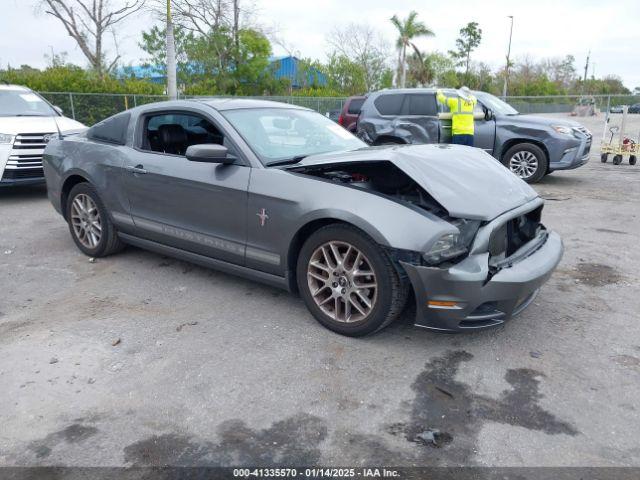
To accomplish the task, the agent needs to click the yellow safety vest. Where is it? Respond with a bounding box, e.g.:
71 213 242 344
436 90 477 136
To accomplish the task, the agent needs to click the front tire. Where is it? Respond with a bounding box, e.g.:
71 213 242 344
296 224 408 337
66 183 124 257
503 143 548 183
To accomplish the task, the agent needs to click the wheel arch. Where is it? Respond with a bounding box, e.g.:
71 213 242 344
500 139 551 172
60 173 91 220
373 135 407 146
285 215 389 293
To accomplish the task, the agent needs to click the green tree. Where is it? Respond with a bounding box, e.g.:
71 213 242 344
139 25 195 85
390 11 434 88
450 21 482 83
323 54 367 95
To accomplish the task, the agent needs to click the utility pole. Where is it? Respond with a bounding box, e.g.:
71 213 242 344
166 0 178 100
582 50 590 94
502 16 514 99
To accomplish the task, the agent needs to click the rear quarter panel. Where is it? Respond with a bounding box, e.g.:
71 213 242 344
43 136 131 221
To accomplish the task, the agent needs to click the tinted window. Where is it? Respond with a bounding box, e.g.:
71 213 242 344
347 98 365 114
87 112 130 145
141 112 226 156
374 94 405 115
408 94 437 116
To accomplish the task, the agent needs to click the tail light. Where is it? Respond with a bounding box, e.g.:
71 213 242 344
338 114 344 125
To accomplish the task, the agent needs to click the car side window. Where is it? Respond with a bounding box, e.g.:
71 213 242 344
140 112 233 157
347 98 365 114
374 94 405 116
407 94 437 116
88 112 131 145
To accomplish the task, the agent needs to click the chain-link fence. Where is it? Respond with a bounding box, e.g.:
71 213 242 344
38 92 168 126
506 95 640 114
38 91 640 126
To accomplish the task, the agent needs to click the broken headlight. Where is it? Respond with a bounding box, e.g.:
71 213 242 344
423 219 481 265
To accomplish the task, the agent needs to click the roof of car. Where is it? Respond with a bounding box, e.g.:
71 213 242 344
371 87 483 96
195 98 308 111
0 84 32 91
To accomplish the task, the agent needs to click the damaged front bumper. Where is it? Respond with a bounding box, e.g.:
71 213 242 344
400 210 563 332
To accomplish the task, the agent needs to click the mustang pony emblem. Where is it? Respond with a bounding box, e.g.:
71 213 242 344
256 208 269 227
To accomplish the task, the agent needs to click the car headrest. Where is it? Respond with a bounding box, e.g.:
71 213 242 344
158 124 187 146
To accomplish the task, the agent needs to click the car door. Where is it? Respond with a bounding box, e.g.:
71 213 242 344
123 108 250 266
472 100 497 153
439 97 496 153
395 93 440 144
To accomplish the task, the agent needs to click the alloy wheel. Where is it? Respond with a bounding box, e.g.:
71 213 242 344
307 241 378 323
70 193 102 249
509 151 539 179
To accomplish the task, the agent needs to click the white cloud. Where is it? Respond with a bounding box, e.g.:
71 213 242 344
1 0 638 89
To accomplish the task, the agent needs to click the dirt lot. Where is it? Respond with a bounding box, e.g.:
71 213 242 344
1 113 639 467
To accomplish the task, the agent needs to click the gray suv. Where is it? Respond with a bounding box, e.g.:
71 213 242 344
357 88 592 183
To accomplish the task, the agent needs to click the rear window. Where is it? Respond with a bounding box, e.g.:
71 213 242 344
87 112 131 145
374 94 405 116
347 98 365 114
407 94 437 116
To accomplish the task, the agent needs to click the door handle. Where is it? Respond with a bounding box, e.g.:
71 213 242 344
125 164 147 174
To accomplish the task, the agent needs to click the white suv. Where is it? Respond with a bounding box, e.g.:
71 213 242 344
0 84 86 187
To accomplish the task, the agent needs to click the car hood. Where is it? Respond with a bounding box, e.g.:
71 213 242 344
497 113 584 129
293 144 539 221
0 115 86 135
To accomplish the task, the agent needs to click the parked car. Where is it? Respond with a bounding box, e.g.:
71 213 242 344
338 95 366 132
628 104 640 114
610 105 625 114
357 88 592 183
43 99 563 336
0 84 86 187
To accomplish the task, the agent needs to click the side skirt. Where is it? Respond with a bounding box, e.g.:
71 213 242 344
118 233 291 292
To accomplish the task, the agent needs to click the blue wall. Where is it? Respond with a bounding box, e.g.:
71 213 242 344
119 56 327 88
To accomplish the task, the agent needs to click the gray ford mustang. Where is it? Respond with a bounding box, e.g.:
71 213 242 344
43 99 563 336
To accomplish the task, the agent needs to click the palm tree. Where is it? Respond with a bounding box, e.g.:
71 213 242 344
390 11 435 88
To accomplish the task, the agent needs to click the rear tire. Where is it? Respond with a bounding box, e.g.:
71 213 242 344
629 155 637 166
503 143 548 183
613 155 623 165
601 153 608 163
296 224 408 337
66 183 125 257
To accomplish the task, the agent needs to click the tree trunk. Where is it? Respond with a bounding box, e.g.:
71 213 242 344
166 0 178 99
400 45 407 88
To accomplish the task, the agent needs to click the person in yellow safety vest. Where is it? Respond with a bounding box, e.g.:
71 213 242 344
436 86 477 146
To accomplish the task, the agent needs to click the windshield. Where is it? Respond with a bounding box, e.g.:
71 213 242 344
476 92 519 116
221 108 366 165
0 89 57 117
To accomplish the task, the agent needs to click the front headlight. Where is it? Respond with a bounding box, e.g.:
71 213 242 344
551 125 574 136
423 219 481 265
0 133 14 144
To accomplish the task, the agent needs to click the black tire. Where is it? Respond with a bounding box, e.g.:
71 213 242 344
296 224 408 337
613 155 623 165
66 182 125 257
502 143 548 184
629 155 637 166
601 153 608 163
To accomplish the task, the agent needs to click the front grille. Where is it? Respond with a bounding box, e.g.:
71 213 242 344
573 126 592 139
1 168 44 180
1 132 53 181
489 206 542 258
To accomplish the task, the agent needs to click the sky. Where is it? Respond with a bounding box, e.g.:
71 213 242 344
1 0 639 90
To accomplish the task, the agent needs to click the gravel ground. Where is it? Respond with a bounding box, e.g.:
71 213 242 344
0 113 639 468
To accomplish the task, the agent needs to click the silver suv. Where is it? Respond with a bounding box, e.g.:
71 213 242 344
357 88 592 183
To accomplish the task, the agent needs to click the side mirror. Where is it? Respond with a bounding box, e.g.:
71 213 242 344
484 107 494 121
53 106 63 115
186 144 234 164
